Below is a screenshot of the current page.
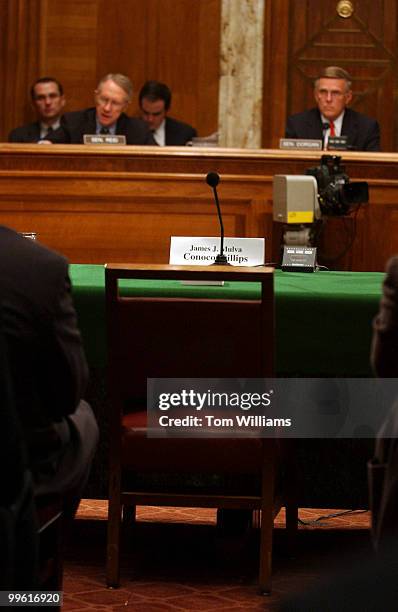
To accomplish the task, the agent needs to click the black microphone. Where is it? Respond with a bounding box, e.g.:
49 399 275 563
206 172 229 265
322 122 330 150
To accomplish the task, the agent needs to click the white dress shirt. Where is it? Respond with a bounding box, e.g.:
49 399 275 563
151 120 166 146
39 119 61 139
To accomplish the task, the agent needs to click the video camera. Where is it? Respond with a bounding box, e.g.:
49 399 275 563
306 155 369 216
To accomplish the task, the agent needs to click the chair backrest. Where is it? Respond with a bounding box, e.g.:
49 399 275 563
105 263 274 409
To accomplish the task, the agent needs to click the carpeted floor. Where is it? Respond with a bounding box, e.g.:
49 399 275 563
62 501 371 611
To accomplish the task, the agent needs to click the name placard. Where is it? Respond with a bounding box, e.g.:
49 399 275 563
170 237 265 267
83 134 126 145
279 138 323 151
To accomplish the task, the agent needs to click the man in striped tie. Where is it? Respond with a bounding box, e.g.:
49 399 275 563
285 66 380 151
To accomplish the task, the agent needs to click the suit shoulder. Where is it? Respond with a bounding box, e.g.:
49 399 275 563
0 226 68 281
2 225 66 262
120 115 155 144
345 107 379 126
165 117 197 144
167 116 195 130
8 122 39 143
56 108 96 144
128 116 149 131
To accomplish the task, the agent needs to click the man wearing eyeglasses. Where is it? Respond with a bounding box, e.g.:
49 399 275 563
52 73 155 145
9 77 66 143
285 66 380 151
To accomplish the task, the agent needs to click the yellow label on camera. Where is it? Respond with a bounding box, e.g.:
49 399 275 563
287 211 314 223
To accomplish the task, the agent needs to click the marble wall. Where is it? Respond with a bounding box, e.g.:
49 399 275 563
218 0 265 148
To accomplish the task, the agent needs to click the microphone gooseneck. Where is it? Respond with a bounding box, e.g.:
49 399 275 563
205 172 229 265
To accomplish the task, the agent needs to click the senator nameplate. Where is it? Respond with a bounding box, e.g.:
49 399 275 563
279 138 322 151
83 134 126 145
170 236 265 267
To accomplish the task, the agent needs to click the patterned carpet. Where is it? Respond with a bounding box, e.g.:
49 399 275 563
62 501 371 611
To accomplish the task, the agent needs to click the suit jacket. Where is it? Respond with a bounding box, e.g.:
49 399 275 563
285 107 380 152
0 226 98 497
370 256 398 549
372 256 398 377
165 116 197 145
51 107 156 145
8 121 64 143
0 317 27 506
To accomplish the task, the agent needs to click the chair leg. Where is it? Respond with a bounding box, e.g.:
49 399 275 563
216 508 253 534
106 494 122 588
122 504 136 527
285 441 299 553
285 501 298 553
259 503 273 594
258 441 276 595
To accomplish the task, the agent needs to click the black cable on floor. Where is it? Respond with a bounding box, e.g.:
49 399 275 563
298 508 369 526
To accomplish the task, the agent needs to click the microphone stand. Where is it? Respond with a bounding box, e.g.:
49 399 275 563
212 184 228 265
322 122 330 150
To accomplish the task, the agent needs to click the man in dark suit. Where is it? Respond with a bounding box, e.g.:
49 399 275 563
9 77 66 143
0 226 98 518
139 80 197 145
285 66 380 151
279 257 398 611
369 256 398 550
52 73 155 145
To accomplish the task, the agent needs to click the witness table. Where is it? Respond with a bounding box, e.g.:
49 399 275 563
70 265 383 376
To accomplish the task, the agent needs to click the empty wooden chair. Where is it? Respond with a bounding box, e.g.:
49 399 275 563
105 264 297 593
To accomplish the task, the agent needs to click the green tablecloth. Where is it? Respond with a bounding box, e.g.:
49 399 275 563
70 265 383 377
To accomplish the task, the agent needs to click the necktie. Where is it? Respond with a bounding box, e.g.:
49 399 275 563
329 121 336 137
100 127 110 135
45 126 53 136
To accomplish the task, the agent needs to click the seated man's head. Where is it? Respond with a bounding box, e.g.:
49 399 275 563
139 81 171 132
30 77 65 125
314 66 353 122
95 74 132 128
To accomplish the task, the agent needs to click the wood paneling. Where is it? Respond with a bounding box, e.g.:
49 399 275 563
0 0 220 141
263 0 289 150
96 0 220 135
263 0 398 151
0 144 398 272
0 0 42 140
42 0 99 112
